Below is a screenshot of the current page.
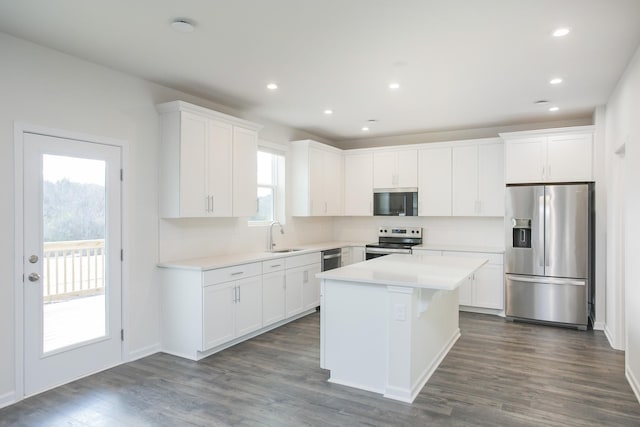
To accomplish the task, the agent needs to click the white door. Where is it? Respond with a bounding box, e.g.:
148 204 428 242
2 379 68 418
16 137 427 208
22 132 122 396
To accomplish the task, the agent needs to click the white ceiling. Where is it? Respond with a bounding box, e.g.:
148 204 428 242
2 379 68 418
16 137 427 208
1 0 639 142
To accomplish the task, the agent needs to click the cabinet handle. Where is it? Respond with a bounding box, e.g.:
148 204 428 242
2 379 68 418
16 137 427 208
238 286 241 302
231 271 244 276
303 270 308 283
211 195 214 213
542 166 545 180
270 264 281 268
232 286 237 303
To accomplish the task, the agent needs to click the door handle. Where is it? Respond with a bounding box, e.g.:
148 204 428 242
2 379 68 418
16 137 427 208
28 272 41 282
29 255 39 263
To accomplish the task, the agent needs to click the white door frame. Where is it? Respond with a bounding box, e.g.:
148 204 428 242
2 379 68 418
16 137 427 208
13 122 129 401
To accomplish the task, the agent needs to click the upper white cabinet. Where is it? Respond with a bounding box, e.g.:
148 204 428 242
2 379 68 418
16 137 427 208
452 141 504 216
418 147 452 216
157 101 261 218
373 149 418 189
344 152 373 216
501 126 594 184
291 140 344 216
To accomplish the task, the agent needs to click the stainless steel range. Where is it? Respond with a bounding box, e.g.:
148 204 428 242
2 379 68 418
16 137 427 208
365 226 423 260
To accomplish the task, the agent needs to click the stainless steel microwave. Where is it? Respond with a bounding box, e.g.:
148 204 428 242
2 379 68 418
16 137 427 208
373 191 418 216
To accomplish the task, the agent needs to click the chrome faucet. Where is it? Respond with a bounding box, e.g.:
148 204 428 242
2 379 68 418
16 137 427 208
268 221 284 252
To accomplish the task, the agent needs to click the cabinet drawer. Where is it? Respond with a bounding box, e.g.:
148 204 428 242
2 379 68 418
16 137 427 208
285 252 321 269
262 259 285 273
442 251 503 265
203 262 262 285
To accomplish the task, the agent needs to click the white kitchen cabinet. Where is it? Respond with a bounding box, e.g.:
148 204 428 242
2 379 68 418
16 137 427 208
157 101 261 218
442 251 504 310
203 274 262 348
342 246 365 266
344 152 373 216
232 126 259 217
452 141 504 216
373 149 418 189
285 252 321 317
262 270 286 326
291 140 344 216
418 147 452 216
501 127 594 184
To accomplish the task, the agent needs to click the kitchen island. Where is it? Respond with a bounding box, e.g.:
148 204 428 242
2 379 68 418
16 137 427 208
317 253 487 403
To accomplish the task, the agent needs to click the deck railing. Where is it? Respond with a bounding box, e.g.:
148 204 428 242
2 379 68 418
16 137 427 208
43 239 105 302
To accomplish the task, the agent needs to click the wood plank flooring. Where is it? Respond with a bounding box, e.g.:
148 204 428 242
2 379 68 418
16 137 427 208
2 312 639 426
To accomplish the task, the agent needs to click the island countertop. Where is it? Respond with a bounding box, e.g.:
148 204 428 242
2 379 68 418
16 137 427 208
316 253 487 290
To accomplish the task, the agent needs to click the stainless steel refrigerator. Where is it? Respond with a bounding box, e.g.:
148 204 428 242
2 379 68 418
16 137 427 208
505 183 594 329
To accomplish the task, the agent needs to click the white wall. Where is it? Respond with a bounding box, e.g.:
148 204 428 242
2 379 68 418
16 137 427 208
605 42 640 401
0 33 328 405
334 216 504 248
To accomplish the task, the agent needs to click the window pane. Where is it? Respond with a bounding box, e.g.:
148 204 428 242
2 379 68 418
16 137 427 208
257 151 273 185
254 187 274 222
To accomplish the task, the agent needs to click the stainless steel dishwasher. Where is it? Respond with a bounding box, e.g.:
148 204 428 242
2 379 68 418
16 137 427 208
321 248 342 271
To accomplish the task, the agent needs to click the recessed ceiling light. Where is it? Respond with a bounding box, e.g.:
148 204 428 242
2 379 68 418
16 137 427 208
361 126 370 132
389 82 400 90
171 19 195 33
550 77 563 85
266 83 278 90
324 109 333 115
553 28 570 37
549 106 560 112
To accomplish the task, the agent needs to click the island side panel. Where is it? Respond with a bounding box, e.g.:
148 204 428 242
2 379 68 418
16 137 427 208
322 279 388 394
411 288 460 399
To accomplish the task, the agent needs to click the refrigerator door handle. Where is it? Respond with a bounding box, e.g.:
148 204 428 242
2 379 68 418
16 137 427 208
537 195 545 268
506 274 586 287
544 194 551 268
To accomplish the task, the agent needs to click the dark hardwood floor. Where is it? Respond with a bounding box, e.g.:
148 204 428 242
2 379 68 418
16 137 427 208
2 312 639 426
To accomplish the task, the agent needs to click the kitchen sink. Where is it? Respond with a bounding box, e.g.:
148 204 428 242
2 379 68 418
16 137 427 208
270 249 303 253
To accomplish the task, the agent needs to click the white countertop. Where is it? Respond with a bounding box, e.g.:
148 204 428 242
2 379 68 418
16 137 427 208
316 253 488 290
412 243 505 254
157 241 367 270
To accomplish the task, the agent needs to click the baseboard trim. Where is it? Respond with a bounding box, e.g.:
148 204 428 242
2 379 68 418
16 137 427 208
459 306 504 317
593 320 605 331
603 324 624 350
127 343 161 362
0 390 17 409
626 366 640 405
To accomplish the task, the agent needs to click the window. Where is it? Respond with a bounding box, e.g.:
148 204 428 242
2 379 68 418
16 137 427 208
249 147 285 225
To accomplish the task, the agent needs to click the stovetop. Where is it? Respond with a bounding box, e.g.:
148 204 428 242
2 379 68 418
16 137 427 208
367 226 423 249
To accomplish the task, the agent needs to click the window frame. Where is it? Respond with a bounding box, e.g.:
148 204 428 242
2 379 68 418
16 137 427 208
248 142 286 226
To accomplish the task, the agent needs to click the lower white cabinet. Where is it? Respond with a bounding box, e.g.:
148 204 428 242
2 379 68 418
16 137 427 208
203 274 262 349
413 249 504 311
285 253 321 317
442 251 504 310
160 252 321 361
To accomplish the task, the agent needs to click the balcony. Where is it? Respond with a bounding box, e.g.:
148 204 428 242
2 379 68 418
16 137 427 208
42 239 106 353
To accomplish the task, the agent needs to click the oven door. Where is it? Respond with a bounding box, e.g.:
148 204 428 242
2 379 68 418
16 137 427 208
365 247 412 260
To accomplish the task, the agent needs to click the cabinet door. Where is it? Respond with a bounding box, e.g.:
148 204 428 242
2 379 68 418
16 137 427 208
179 112 208 217
206 119 233 216
262 271 286 326
546 134 593 182
235 275 263 337
373 151 396 188
308 147 325 215
458 276 473 306
344 153 373 216
232 126 258 217
285 267 305 317
202 282 235 350
418 147 452 216
452 145 478 216
324 150 344 216
477 143 505 216
397 150 418 188
472 263 504 309
504 137 546 184
302 263 321 310
351 247 365 263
